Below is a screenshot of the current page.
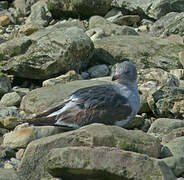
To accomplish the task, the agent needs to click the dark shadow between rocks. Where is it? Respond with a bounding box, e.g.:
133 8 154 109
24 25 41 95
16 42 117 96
47 168 131 180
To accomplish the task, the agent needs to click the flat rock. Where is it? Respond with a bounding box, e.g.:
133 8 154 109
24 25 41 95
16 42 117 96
42 70 82 87
18 124 161 180
45 146 176 180
92 34 184 70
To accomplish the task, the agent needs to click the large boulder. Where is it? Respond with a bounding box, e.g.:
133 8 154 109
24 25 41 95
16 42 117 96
18 124 161 180
92 34 184 70
112 0 184 19
0 26 94 80
47 0 112 18
151 12 184 37
46 146 175 180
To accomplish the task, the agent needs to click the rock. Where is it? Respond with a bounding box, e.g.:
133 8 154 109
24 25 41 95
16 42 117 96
87 64 109 78
138 68 179 94
149 0 184 19
86 27 105 42
163 137 184 157
42 70 82 87
3 126 65 149
112 0 152 19
147 86 184 118
20 79 110 115
0 116 19 129
47 0 112 18
0 106 18 118
170 69 184 80
0 168 19 180
0 92 21 107
45 146 175 180
0 14 10 26
0 127 9 135
25 0 52 28
0 73 11 97
151 12 184 37
148 118 184 136
0 26 94 80
113 0 184 20
16 149 25 160
19 23 38 36
18 124 161 180
0 1 8 9
92 34 184 70
162 127 184 144
107 15 141 26
162 156 184 177
89 16 139 36
179 51 184 68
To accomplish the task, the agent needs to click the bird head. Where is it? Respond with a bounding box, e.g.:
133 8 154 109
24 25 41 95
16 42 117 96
112 61 137 84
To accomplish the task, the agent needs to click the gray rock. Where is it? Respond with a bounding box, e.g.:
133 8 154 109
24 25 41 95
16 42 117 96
112 0 152 19
0 92 21 107
0 106 18 118
25 1 51 28
87 64 109 78
164 137 184 157
107 15 141 26
149 0 184 19
162 127 184 144
112 0 184 20
42 70 82 87
179 51 184 68
138 68 179 94
151 12 184 37
0 73 11 97
92 34 184 70
162 156 184 177
0 168 19 180
0 26 94 80
86 27 105 42
89 16 139 36
47 0 112 18
148 118 184 136
18 124 161 180
147 86 184 118
170 69 184 80
46 146 176 180
3 126 66 149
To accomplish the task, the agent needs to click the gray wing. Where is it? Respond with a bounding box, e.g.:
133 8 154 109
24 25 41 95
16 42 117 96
55 84 132 127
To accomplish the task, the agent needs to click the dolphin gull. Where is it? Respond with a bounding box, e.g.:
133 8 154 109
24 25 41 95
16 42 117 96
27 61 140 129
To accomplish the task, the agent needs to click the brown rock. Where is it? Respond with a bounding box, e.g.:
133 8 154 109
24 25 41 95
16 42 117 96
0 15 10 26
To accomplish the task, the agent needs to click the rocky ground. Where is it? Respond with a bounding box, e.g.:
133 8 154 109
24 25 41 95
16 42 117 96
0 0 184 179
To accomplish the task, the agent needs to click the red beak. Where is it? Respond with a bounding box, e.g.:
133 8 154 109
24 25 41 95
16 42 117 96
112 73 120 81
